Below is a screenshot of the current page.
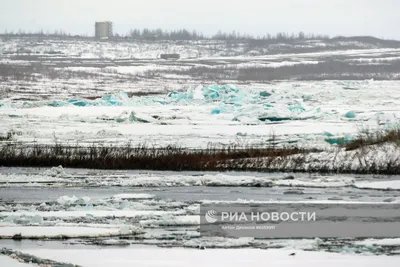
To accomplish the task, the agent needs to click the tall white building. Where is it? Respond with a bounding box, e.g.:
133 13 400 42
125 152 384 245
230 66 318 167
95 21 113 39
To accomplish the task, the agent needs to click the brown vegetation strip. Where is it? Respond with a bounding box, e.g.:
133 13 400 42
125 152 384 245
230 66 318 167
0 143 309 171
344 128 400 151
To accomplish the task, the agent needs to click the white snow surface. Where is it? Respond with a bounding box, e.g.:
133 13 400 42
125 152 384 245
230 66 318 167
0 171 360 188
354 180 400 190
0 226 127 238
1 210 185 219
0 255 35 267
139 215 200 226
20 247 400 267
2 80 400 149
355 239 400 246
57 195 91 205
113 193 155 199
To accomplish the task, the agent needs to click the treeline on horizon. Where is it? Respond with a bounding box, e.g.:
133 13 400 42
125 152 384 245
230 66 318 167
0 28 330 41
124 29 330 41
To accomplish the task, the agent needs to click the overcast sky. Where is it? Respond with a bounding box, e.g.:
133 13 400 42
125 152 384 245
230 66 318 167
1 0 399 39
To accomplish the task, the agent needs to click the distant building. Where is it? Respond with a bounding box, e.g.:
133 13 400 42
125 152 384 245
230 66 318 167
95 21 113 39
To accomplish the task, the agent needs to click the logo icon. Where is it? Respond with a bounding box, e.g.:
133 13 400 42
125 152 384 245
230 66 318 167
205 210 218 223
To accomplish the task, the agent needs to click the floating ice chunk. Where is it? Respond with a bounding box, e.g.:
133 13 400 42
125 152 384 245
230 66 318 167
115 111 129 123
57 195 78 205
185 87 194 99
302 94 313 101
323 131 334 137
203 88 219 100
99 239 130 246
3 215 19 224
106 92 124 100
118 200 130 210
232 115 260 125
43 165 66 177
211 103 233 115
75 196 91 206
289 104 306 113
49 92 132 108
344 111 356 118
115 111 155 123
22 102 34 108
70 99 89 107
56 195 91 206
355 238 400 246
113 193 155 200
48 100 67 107
184 237 253 248
30 215 43 225
343 81 359 90
119 225 132 235
2 215 43 225
85 203 94 211
324 135 352 145
211 108 221 115
118 92 129 100
259 91 272 97
129 112 157 123
167 91 186 101
259 115 292 122
354 180 400 190
193 85 205 100
383 197 396 203
139 215 200 227
47 99 94 107
102 92 129 106
274 176 355 188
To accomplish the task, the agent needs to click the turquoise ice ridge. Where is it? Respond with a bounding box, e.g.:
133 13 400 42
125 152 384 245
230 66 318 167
2 84 325 122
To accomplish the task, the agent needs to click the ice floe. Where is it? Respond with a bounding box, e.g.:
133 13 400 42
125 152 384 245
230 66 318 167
112 193 155 200
355 238 400 246
0 255 35 267
43 165 67 177
0 170 384 189
0 226 133 239
1 210 186 219
19 247 400 267
354 180 400 190
2 81 400 150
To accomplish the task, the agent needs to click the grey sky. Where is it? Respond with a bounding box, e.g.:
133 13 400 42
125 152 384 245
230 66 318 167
1 0 399 39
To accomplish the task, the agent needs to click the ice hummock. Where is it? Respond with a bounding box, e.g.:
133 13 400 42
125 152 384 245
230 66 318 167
3 84 324 123
43 165 67 177
57 195 91 206
2 81 400 150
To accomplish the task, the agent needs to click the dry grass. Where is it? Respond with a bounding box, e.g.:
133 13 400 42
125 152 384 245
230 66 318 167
2 128 400 174
0 143 309 171
344 127 400 151
1 137 400 174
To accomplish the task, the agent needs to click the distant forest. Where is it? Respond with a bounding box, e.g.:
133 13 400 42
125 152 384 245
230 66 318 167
0 28 330 41
124 29 330 41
